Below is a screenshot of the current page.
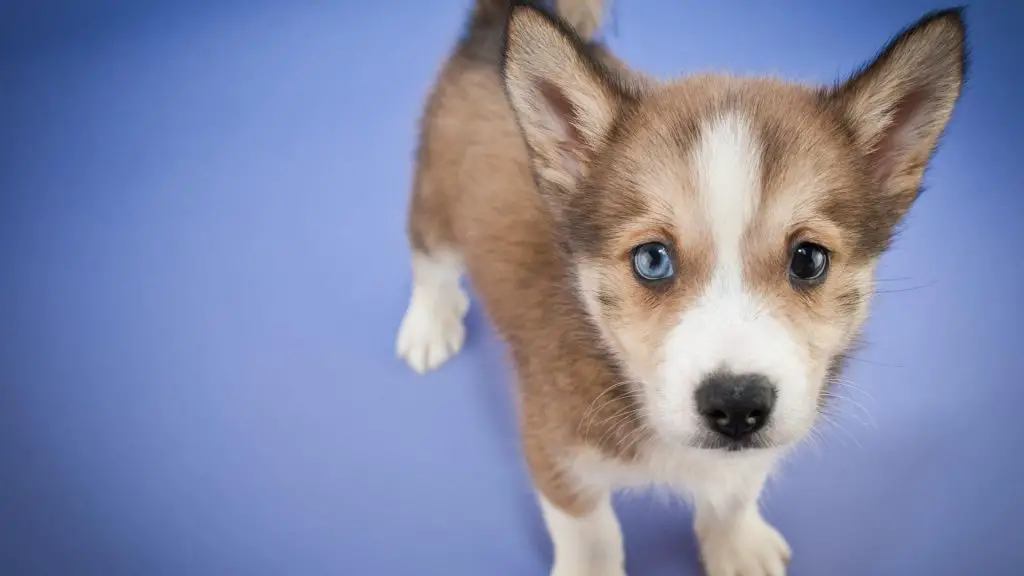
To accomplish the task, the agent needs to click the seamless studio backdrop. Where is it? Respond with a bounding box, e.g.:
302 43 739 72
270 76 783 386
1 0 1022 575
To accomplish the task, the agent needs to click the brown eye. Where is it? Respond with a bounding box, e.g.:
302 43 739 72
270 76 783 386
789 242 829 285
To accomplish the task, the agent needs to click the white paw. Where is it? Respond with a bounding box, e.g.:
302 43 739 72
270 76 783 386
699 513 791 576
551 558 626 576
396 285 469 374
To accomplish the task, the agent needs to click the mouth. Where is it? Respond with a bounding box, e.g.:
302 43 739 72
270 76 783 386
692 432 775 452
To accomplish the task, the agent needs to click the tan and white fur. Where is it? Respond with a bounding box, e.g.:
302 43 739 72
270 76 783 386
396 1 968 574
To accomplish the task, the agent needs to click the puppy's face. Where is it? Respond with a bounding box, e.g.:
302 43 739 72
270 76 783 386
570 88 880 450
503 6 966 451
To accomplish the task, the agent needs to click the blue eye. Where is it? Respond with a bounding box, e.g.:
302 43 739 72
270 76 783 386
632 242 674 282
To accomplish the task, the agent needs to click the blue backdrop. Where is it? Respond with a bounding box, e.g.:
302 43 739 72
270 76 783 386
1 1 1022 574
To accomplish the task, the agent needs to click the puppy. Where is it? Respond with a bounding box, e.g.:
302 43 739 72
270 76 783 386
397 1 967 575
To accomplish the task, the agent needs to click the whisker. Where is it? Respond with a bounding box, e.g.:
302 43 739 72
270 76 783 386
844 354 905 369
827 380 875 411
587 405 637 441
579 380 632 424
823 391 876 429
874 280 938 295
597 408 646 449
578 380 643 437
817 409 864 449
617 418 651 456
801 424 826 458
874 276 917 283
830 378 877 403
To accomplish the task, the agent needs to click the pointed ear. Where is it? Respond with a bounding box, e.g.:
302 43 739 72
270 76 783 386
501 4 628 195
827 8 967 215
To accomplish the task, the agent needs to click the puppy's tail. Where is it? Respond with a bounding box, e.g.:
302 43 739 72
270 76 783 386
471 0 609 42
554 0 608 41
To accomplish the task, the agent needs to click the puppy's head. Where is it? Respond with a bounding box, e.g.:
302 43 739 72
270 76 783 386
502 5 966 452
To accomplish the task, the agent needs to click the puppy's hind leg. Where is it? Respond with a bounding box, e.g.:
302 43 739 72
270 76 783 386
396 171 469 375
396 249 468 374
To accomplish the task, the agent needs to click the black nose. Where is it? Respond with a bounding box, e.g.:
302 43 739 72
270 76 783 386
695 373 776 441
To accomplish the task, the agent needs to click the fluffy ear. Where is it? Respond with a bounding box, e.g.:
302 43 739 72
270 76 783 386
501 3 626 196
827 8 967 216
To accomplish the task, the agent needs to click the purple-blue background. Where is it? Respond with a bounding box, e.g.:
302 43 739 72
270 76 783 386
1 0 1021 574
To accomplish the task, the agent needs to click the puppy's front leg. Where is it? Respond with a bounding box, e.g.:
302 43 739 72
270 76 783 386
539 492 626 576
693 468 791 576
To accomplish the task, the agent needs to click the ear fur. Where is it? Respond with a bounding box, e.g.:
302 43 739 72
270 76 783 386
500 2 629 207
827 8 968 216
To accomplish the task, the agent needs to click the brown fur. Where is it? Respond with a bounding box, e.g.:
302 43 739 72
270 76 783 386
403 0 966 519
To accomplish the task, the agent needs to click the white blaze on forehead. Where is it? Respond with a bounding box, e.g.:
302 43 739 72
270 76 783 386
697 112 763 287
